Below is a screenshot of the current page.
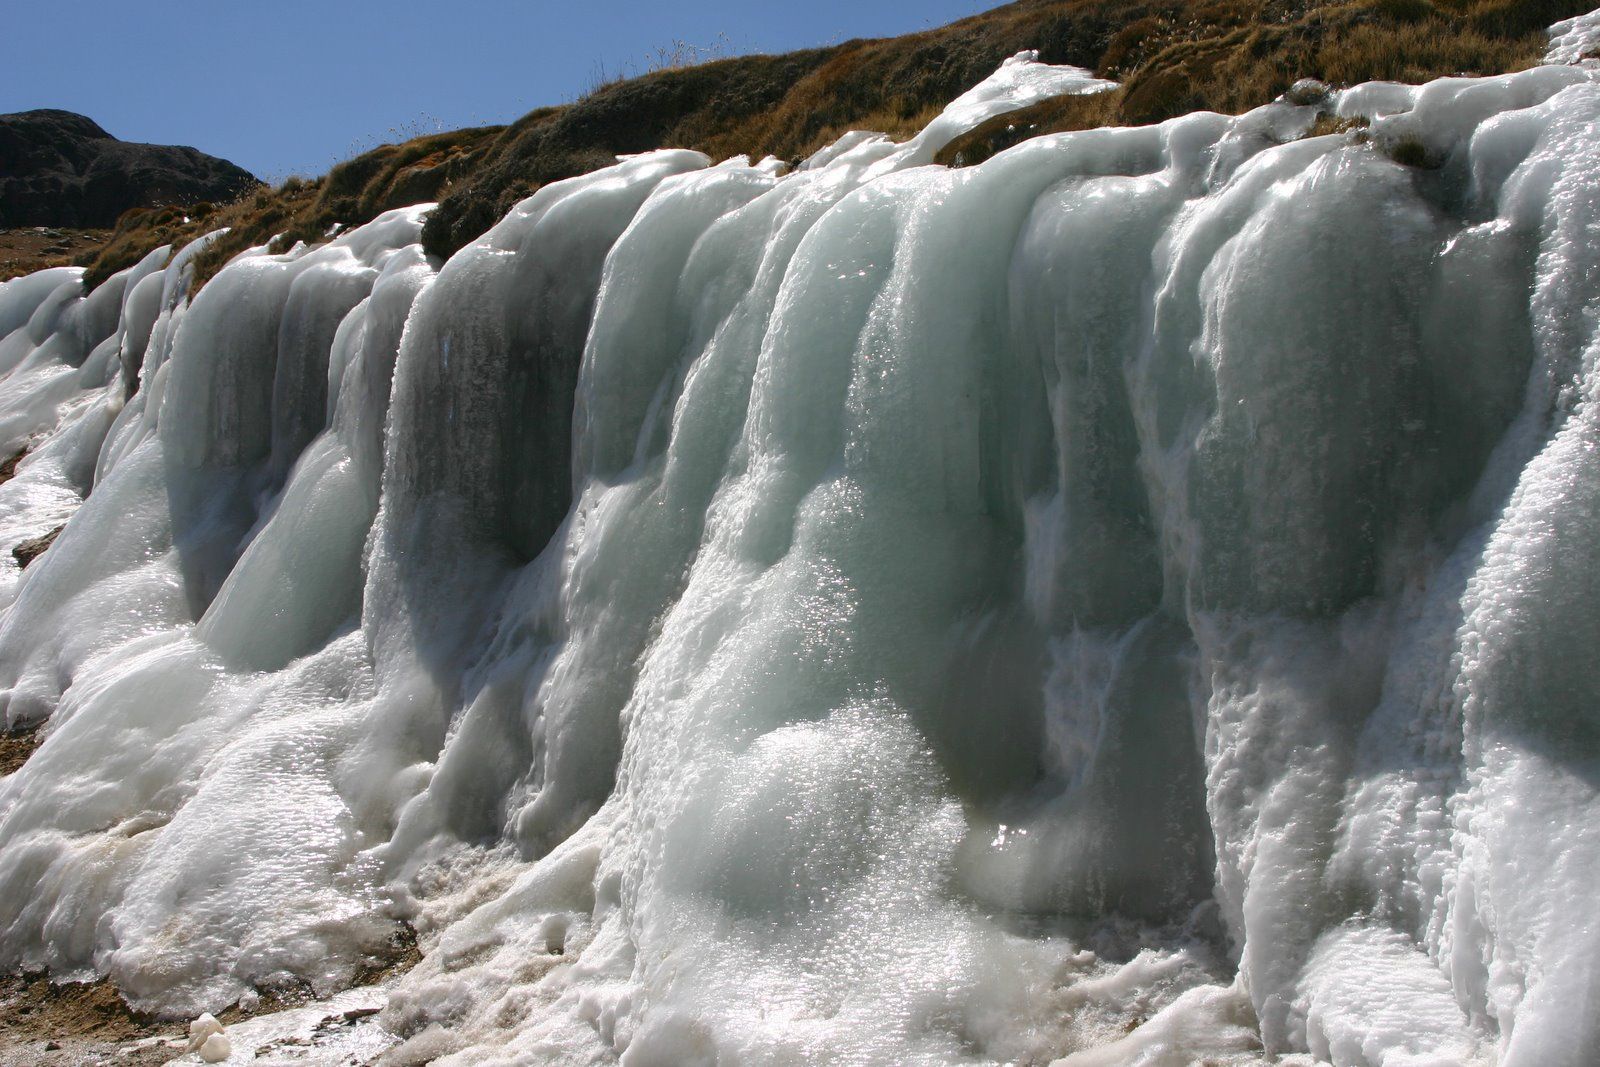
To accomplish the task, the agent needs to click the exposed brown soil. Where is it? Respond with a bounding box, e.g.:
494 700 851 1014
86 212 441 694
0 229 110 283
352 923 423 989
227 922 423 1020
0 924 420 1066
0 725 41 776
0 973 180 1066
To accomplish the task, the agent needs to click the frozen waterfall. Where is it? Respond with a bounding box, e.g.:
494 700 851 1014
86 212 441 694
2 30 1600 1067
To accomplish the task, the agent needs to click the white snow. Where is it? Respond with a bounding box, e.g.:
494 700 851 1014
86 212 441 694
2 23 1600 1067
1549 9 1600 65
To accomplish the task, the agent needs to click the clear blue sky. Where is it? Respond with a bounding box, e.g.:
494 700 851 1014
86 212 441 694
3 1 994 182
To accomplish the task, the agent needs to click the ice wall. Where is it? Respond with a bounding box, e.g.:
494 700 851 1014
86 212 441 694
0 36 1599 1067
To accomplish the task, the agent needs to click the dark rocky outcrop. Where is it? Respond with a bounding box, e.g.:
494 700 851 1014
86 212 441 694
13 524 63 569
0 110 259 228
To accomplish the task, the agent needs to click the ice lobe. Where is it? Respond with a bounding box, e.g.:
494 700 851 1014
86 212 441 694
1 39 1600 1067
1549 8 1600 65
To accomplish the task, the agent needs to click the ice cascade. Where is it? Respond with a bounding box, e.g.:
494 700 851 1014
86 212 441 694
1 37 1599 1067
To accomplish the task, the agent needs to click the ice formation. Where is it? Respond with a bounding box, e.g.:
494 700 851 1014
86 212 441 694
2 26 1600 1066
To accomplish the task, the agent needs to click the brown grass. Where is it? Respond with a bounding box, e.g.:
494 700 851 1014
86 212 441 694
77 0 1587 290
936 88 1130 166
1307 112 1372 138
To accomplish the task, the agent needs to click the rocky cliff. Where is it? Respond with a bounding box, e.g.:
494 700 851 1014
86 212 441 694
0 109 258 228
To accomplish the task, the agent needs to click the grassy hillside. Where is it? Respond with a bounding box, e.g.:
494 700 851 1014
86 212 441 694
0 227 109 282
76 0 1589 290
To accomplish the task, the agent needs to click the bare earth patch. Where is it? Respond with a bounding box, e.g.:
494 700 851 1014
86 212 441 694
0 228 109 282
0 973 178 1066
0 926 421 1065
0 726 40 777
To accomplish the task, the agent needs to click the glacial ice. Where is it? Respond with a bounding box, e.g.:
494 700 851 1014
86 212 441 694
2 30 1600 1066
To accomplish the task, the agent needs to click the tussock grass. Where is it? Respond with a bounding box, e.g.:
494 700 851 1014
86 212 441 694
1307 112 1372 138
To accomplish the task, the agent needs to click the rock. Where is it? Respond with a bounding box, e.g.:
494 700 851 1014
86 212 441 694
187 1012 224 1047
187 1013 231 1061
0 448 25 486
12 524 62 569
0 110 259 228
197 1032 231 1062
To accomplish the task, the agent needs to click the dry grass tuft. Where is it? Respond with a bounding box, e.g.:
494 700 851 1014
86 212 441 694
1307 112 1372 138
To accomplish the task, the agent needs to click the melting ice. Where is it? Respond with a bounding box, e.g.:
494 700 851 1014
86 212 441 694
1 30 1599 1067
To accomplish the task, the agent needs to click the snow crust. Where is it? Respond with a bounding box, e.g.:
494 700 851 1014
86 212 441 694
1549 9 1600 65
3 36 1600 1066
